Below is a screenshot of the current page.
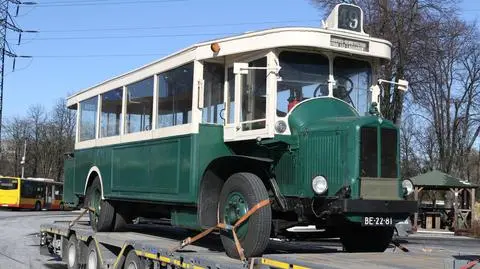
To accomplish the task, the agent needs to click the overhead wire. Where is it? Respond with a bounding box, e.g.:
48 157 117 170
40 19 319 33
36 0 188 7
14 32 240 42
31 53 168 58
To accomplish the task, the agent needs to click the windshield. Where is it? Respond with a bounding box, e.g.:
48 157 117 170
333 57 372 115
0 178 19 190
276 51 372 116
276 51 329 117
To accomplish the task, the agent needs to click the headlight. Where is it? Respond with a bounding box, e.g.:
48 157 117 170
312 175 328 195
275 120 287 133
402 179 414 196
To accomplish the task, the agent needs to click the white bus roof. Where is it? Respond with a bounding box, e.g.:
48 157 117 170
66 26 392 107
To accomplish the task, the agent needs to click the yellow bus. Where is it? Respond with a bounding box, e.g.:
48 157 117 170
0 176 65 210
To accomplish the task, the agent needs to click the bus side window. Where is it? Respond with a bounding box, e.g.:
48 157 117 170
202 62 225 125
157 63 194 128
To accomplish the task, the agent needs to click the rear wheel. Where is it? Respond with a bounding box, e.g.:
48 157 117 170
218 172 271 258
86 240 101 269
85 177 115 232
66 234 79 269
124 249 145 269
340 222 393 252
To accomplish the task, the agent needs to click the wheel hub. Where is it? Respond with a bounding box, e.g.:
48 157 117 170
68 243 76 267
223 192 249 238
88 249 97 269
89 189 102 226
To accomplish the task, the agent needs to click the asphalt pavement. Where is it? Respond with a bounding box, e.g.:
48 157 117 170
0 209 80 269
0 209 478 269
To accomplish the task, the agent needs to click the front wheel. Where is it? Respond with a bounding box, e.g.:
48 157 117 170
340 222 393 252
218 172 271 258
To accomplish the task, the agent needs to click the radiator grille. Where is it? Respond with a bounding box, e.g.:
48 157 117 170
381 128 398 178
359 127 377 177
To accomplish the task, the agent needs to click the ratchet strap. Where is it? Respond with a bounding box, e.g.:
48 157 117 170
461 259 479 269
69 207 95 228
170 199 271 262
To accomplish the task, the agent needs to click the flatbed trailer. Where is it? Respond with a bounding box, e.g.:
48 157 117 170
39 219 477 269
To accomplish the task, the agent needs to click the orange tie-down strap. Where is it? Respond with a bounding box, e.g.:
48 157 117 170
170 199 271 262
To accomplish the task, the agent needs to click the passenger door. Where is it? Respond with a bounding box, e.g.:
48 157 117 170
224 56 276 141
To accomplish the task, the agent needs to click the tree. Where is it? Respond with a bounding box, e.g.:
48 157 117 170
0 98 75 180
408 18 480 175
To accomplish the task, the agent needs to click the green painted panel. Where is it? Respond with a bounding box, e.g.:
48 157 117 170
73 149 96 194
63 158 77 205
112 143 152 192
69 124 230 208
150 139 183 194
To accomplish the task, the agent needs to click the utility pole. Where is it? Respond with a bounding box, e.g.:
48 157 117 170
0 0 36 155
20 138 25 178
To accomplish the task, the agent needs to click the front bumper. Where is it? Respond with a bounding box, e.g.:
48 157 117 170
330 199 417 215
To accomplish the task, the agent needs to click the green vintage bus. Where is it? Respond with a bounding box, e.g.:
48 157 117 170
63 4 417 258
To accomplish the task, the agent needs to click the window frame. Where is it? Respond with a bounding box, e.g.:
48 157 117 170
223 50 276 141
74 60 201 150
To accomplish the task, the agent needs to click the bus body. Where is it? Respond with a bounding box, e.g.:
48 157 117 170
63 4 417 258
0 176 64 210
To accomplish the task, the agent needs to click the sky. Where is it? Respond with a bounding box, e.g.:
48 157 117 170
2 0 479 120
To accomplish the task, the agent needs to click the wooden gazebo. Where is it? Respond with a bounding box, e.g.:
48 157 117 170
411 170 478 231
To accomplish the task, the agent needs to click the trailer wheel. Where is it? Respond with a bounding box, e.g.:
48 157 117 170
86 177 115 232
340 222 394 252
218 172 271 258
66 234 79 269
124 249 145 269
86 240 101 269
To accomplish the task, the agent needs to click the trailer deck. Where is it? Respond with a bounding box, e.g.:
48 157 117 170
39 220 478 269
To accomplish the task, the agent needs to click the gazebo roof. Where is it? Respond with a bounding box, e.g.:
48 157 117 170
410 170 479 189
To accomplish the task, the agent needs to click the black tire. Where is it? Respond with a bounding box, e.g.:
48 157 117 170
123 249 145 269
66 234 79 269
34 201 41 211
60 202 65 211
85 176 115 232
340 222 394 252
218 172 271 258
86 240 101 269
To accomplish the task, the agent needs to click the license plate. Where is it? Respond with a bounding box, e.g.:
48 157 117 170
362 216 394 226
